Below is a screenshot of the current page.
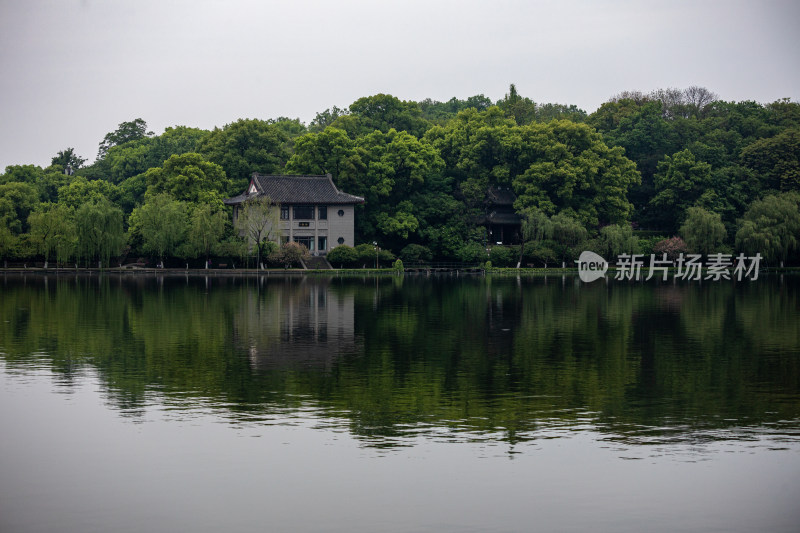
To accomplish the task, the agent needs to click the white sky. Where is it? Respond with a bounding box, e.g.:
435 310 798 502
1 0 798 171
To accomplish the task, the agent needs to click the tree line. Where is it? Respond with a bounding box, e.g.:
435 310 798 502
1 85 799 268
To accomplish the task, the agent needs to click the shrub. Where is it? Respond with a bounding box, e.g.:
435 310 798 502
399 243 433 264
653 236 688 261
489 246 517 267
326 244 358 268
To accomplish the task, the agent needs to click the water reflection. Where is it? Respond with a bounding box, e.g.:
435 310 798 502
1 272 799 453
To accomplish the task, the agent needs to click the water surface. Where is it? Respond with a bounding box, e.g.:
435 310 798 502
1 273 799 532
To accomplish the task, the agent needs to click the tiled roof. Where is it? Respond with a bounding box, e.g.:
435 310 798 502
486 186 516 206
224 173 364 205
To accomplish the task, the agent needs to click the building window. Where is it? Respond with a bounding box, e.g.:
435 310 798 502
281 235 289 245
338 209 345 217
298 222 310 227
280 206 289 220
294 205 314 220
318 236 327 251
318 206 327 220
295 236 314 251
337 237 344 245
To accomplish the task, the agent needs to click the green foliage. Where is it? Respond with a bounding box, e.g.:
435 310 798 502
740 128 800 192
128 193 188 262
198 119 290 193
489 245 517 267
97 118 154 160
234 196 280 267
326 245 358 268
0 181 39 234
57 177 120 209
735 192 800 264
512 120 640 227
651 149 713 231
99 125 209 184
598 224 640 258
51 148 86 171
0 221 18 260
345 93 430 138
75 198 125 266
457 241 487 264
144 152 231 207
399 243 433 263
393 258 404 272
548 212 589 263
28 203 76 265
680 206 727 255
186 204 228 261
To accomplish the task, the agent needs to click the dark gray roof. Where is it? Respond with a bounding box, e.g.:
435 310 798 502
486 186 516 206
224 173 364 206
485 210 522 225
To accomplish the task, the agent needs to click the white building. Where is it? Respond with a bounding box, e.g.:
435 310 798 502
224 173 364 255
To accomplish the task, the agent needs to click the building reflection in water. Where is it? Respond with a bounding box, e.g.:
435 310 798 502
233 277 359 371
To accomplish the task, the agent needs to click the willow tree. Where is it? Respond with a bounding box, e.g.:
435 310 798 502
75 198 125 267
234 196 280 268
128 193 188 265
28 203 76 267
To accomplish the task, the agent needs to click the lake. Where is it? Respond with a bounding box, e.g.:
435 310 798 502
1 272 799 532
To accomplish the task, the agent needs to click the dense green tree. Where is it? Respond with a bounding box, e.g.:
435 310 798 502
548 212 588 263
680 206 727 255
650 149 713 231
597 224 640 258
309 106 349 132
144 152 231 206
57 177 120 209
285 127 367 185
497 83 537 125
735 193 800 265
345 93 430 138
512 120 640 227
50 148 86 171
326 244 358 268
128 193 188 264
97 118 154 160
740 128 800 192
198 119 290 194
399 243 433 263
28 203 75 267
1 164 43 185
0 181 39 234
99 126 209 184
419 95 492 123
75 198 125 267
186 204 228 263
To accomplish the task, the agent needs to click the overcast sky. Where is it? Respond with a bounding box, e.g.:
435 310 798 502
1 0 798 171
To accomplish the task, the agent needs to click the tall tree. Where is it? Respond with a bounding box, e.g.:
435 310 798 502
97 118 154 160
128 193 188 265
680 206 727 255
234 196 281 268
28 203 76 267
735 192 800 265
198 119 290 194
187 204 228 263
512 120 641 227
51 148 86 172
75 198 125 267
144 152 231 206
